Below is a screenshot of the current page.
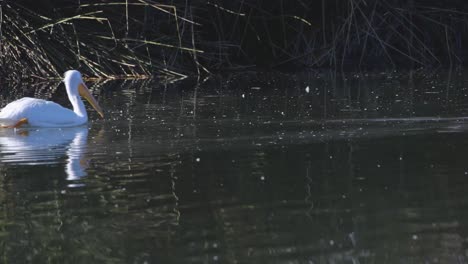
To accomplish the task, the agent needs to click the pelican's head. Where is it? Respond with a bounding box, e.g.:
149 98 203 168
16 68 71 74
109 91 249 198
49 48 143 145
64 70 104 118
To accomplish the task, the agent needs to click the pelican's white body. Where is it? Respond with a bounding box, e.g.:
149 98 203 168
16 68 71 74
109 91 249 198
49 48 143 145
0 97 87 127
0 70 96 127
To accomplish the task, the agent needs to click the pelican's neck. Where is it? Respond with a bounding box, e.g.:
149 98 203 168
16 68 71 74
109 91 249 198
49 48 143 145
69 94 87 118
66 83 87 119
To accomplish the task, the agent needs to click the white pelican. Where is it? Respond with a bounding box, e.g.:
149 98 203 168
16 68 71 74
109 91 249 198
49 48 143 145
0 70 104 128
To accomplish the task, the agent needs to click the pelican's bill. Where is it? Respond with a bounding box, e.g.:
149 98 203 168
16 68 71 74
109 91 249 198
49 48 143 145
78 83 104 118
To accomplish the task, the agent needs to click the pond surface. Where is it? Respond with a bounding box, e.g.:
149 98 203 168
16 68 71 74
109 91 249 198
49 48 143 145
2 71 468 263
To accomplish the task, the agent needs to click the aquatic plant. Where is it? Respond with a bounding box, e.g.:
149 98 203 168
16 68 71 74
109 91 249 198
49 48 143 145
0 0 203 80
1 0 467 80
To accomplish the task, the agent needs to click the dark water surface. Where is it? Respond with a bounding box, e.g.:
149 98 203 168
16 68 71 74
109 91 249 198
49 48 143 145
2 71 468 263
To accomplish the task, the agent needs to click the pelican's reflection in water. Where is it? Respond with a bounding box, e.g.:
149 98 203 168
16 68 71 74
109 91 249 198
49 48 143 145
0 127 89 185
64 128 89 187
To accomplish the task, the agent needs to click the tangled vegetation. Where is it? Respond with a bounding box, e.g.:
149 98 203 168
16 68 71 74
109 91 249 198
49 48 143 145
1 0 468 80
